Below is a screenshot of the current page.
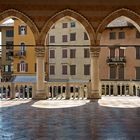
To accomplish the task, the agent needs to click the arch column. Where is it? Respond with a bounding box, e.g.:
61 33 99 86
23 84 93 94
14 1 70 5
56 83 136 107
34 47 47 99
89 47 101 99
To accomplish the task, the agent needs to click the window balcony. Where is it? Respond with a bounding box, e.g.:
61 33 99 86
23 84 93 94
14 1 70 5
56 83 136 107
106 56 126 64
14 51 26 58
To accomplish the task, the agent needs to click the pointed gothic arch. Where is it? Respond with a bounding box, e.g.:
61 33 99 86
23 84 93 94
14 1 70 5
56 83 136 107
40 9 96 46
96 8 140 45
0 9 39 44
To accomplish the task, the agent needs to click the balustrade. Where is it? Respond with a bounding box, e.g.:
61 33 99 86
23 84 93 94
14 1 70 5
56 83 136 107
101 80 140 96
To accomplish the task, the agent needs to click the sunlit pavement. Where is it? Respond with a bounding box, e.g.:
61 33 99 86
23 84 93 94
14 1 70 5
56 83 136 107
0 97 140 140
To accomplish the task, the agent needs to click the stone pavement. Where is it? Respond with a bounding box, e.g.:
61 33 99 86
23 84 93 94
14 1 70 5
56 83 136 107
0 97 140 140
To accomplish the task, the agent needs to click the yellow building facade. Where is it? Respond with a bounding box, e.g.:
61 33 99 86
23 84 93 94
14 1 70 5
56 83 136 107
13 19 36 76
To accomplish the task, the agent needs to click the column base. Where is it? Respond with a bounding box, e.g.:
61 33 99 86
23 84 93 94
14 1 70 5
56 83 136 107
88 90 101 100
33 90 47 100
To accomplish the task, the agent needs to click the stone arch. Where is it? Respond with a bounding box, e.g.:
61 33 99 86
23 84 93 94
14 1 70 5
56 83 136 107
40 9 96 46
96 8 140 45
0 9 39 44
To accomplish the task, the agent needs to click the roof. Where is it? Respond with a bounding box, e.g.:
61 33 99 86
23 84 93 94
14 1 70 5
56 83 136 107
107 17 133 28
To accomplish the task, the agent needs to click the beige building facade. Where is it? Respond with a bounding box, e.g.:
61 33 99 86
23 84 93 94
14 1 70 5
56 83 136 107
47 16 90 81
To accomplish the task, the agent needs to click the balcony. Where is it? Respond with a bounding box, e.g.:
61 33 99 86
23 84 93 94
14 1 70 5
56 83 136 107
14 51 26 58
106 56 126 64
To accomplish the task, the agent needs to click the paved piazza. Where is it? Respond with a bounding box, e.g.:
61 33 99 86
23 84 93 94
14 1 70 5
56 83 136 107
0 97 140 140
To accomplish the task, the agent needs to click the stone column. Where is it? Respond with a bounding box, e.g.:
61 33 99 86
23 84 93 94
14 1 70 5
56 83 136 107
89 47 101 99
34 47 47 99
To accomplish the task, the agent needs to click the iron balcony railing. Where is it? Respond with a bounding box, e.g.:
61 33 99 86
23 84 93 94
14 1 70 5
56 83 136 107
106 56 126 64
14 51 26 58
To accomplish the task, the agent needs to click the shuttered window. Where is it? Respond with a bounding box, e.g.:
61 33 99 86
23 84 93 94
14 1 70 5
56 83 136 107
84 64 90 75
110 48 115 57
70 65 76 75
110 65 116 79
119 49 124 57
62 65 67 75
70 49 76 58
136 67 140 80
118 65 124 80
62 49 67 58
50 65 55 75
136 47 140 59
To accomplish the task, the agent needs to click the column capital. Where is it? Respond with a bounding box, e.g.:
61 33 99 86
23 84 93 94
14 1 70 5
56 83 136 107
90 47 100 57
35 47 45 57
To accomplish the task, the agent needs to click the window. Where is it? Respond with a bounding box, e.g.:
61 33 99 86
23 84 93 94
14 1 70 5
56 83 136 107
6 30 14 37
118 65 124 80
20 43 26 56
50 50 55 58
84 64 90 75
62 49 67 58
18 61 28 72
84 49 90 58
118 32 125 39
50 65 55 75
136 30 140 38
70 33 76 41
136 67 140 80
110 48 115 57
6 41 13 49
4 65 11 72
50 36 55 43
62 65 67 75
62 35 68 42
109 32 116 39
19 25 27 35
84 32 89 40
110 65 116 79
136 47 140 59
6 51 13 60
62 23 68 28
119 48 124 57
70 49 76 58
70 22 76 27
70 65 76 75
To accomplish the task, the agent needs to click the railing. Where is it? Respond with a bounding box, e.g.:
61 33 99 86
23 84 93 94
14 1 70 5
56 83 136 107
106 56 126 64
14 51 26 58
101 80 140 96
45 81 91 100
0 82 35 100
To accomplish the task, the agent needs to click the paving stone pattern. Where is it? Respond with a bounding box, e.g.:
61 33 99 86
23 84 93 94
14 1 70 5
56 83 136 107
0 97 140 140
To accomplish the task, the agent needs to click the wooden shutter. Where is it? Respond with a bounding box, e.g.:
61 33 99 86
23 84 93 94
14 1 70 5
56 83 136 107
35 63 36 72
17 63 20 72
26 63 28 72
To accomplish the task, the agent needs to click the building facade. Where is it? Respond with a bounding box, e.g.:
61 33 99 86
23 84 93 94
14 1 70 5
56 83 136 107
47 16 90 81
0 23 14 81
13 18 36 77
100 17 140 81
